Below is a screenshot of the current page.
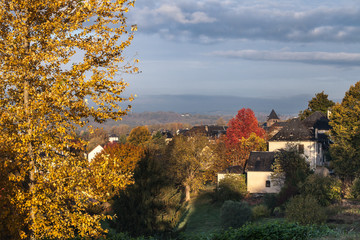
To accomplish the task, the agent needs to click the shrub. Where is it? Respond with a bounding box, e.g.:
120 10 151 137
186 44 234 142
285 195 327 225
277 184 299 206
215 174 247 203
210 221 333 240
351 178 360 199
220 200 252 229
251 205 270 220
300 174 341 206
263 193 279 213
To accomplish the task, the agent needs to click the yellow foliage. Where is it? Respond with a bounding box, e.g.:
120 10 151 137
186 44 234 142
168 134 215 201
0 0 137 239
226 133 267 169
90 143 144 200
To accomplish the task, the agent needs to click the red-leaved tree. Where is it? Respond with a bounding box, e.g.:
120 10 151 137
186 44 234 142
225 108 266 167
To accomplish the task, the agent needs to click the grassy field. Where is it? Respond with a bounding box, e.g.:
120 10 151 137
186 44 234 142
177 186 360 239
180 189 222 234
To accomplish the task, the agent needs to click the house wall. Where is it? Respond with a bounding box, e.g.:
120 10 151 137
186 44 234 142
268 141 322 169
88 145 104 162
109 136 119 142
247 171 281 194
217 173 239 185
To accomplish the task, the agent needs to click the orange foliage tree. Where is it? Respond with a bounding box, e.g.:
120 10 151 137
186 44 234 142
226 133 267 168
225 108 266 168
127 126 151 146
90 143 144 200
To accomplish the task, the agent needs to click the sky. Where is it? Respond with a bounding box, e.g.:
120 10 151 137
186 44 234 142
121 0 360 112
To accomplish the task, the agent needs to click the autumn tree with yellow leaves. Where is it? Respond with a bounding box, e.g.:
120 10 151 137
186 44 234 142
90 142 144 200
167 134 215 202
0 0 137 239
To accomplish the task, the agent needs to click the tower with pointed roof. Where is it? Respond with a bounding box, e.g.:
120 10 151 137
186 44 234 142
267 109 280 127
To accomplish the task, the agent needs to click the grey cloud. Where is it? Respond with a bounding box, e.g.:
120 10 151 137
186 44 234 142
211 50 360 66
155 4 216 24
130 0 360 43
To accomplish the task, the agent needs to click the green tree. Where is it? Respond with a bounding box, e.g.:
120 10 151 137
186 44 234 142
330 81 360 181
204 136 230 183
285 195 327 225
299 91 335 119
167 134 215 201
272 145 311 203
111 152 184 237
220 200 252 229
127 126 151 146
0 1 137 239
215 174 248 202
299 175 341 206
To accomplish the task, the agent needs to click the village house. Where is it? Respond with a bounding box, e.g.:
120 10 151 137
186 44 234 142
268 111 330 169
244 111 331 194
246 152 281 194
178 125 228 141
88 134 119 162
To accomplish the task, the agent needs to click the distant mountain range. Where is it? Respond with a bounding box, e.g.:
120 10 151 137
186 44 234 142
128 94 317 115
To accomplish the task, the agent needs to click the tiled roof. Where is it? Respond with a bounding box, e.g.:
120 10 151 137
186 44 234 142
302 111 330 131
184 125 228 137
247 152 275 172
219 165 243 174
270 118 314 141
269 111 331 142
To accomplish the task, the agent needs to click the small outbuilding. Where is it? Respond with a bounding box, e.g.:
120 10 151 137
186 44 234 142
217 165 243 185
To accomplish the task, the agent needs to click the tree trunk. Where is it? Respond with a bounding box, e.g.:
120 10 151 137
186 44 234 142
185 184 191 202
24 80 35 240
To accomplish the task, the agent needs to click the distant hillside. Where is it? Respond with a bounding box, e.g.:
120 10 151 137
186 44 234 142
86 110 295 131
85 93 315 129
129 94 314 115
88 111 233 129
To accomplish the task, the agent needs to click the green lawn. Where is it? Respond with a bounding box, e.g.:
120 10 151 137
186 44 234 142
177 186 222 235
177 187 360 240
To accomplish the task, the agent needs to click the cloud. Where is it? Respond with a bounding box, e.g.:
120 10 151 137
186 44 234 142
211 50 360 66
156 4 216 24
129 0 360 43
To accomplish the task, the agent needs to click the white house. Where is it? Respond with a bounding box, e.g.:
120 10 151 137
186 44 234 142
88 145 104 163
246 152 281 194
109 134 119 143
268 112 330 170
245 111 331 194
88 134 120 162
217 166 243 184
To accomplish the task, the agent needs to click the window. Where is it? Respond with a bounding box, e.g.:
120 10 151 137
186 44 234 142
298 144 304 154
266 180 271 188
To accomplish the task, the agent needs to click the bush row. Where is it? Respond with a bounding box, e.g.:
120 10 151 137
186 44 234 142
178 221 333 240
